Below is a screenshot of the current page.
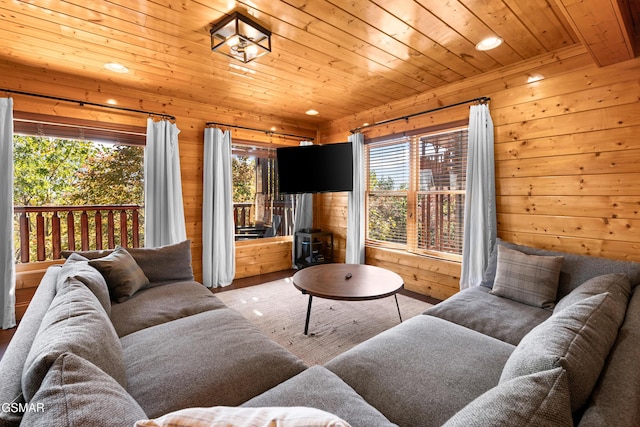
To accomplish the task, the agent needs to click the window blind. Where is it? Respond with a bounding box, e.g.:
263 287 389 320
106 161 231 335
365 127 468 259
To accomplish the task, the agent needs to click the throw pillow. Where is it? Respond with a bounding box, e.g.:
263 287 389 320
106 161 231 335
490 245 564 309
22 278 127 401
554 273 630 314
57 252 112 315
443 367 573 427
127 240 194 285
22 353 147 427
500 292 626 412
89 246 149 302
135 406 351 427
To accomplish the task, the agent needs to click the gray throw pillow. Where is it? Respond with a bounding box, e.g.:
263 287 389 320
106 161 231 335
443 367 573 427
63 240 194 286
89 246 149 302
500 292 627 411
22 278 127 401
127 240 194 285
22 353 146 427
490 245 563 309
57 252 111 315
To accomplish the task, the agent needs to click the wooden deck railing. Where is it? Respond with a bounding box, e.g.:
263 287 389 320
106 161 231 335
15 201 296 264
13 205 142 263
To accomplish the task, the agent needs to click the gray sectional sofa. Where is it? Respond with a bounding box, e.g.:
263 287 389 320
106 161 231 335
1 238 639 426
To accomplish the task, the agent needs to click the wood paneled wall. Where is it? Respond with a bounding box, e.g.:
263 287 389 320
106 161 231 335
316 44 640 300
0 61 315 318
5 41 640 310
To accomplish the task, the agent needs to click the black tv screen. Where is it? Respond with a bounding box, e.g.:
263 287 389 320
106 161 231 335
277 142 353 194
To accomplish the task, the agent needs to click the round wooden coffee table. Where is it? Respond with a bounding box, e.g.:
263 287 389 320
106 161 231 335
293 263 404 335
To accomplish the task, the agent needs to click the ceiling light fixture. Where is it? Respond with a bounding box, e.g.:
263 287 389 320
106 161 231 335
475 36 503 51
104 62 129 73
305 109 319 116
527 73 545 83
210 11 271 63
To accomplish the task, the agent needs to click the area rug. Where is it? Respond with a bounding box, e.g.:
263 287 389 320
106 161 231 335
216 277 434 366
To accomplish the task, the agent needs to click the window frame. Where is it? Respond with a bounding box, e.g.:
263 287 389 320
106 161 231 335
365 124 468 262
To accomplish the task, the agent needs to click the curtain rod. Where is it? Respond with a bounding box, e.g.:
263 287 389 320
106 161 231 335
1 88 176 121
350 96 490 134
206 121 314 141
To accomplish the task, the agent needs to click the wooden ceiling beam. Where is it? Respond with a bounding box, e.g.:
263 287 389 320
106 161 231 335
555 0 636 67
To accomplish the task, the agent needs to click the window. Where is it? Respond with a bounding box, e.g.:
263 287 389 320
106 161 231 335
232 143 294 238
366 126 468 260
13 113 145 263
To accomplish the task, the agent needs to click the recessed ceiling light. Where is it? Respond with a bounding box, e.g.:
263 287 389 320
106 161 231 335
305 109 319 116
104 62 129 73
106 99 118 105
475 36 503 51
527 73 545 83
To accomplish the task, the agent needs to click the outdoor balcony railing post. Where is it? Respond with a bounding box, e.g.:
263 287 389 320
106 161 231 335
13 205 142 264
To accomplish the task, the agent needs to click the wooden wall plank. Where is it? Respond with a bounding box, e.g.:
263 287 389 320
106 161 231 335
317 46 640 301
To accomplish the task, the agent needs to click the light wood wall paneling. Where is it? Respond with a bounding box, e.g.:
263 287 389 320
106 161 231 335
317 46 640 301
2 63 313 317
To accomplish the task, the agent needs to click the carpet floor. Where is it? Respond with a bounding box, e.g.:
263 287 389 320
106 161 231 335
216 277 434 366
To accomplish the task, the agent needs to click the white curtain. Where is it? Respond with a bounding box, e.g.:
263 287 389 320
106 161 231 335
346 132 365 264
1 98 16 329
291 141 314 268
144 118 187 248
460 103 497 289
202 128 235 287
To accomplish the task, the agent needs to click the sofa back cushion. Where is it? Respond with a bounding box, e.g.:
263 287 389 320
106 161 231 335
62 240 194 286
57 253 111 315
577 287 640 427
22 353 146 427
481 238 640 298
21 278 127 402
443 367 573 427
554 273 630 314
500 291 628 412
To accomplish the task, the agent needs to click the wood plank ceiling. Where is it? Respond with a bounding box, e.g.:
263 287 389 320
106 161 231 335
0 0 638 126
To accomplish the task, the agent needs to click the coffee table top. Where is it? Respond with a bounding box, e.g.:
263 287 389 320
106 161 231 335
292 263 404 301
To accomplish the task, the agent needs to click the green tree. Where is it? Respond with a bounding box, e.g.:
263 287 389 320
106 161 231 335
13 135 97 206
367 171 408 244
67 144 144 205
232 155 255 202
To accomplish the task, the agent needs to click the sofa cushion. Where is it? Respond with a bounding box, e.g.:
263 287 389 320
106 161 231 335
136 406 350 427
578 287 640 427
58 252 111 315
121 308 307 418
21 353 147 427
0 267 59 427
424 286 552 345
500 292 627 411
481 238 640 298
443 367 572 427
62 240 194 286
243 365 397 427
554 273 630 314
127 240 194 285
89 246 150 302
325 315 515 427
22 278 127 402
490 245 563 309
110 280 227 337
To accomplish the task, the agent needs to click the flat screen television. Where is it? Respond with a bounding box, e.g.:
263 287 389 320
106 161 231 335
277 142 353 194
